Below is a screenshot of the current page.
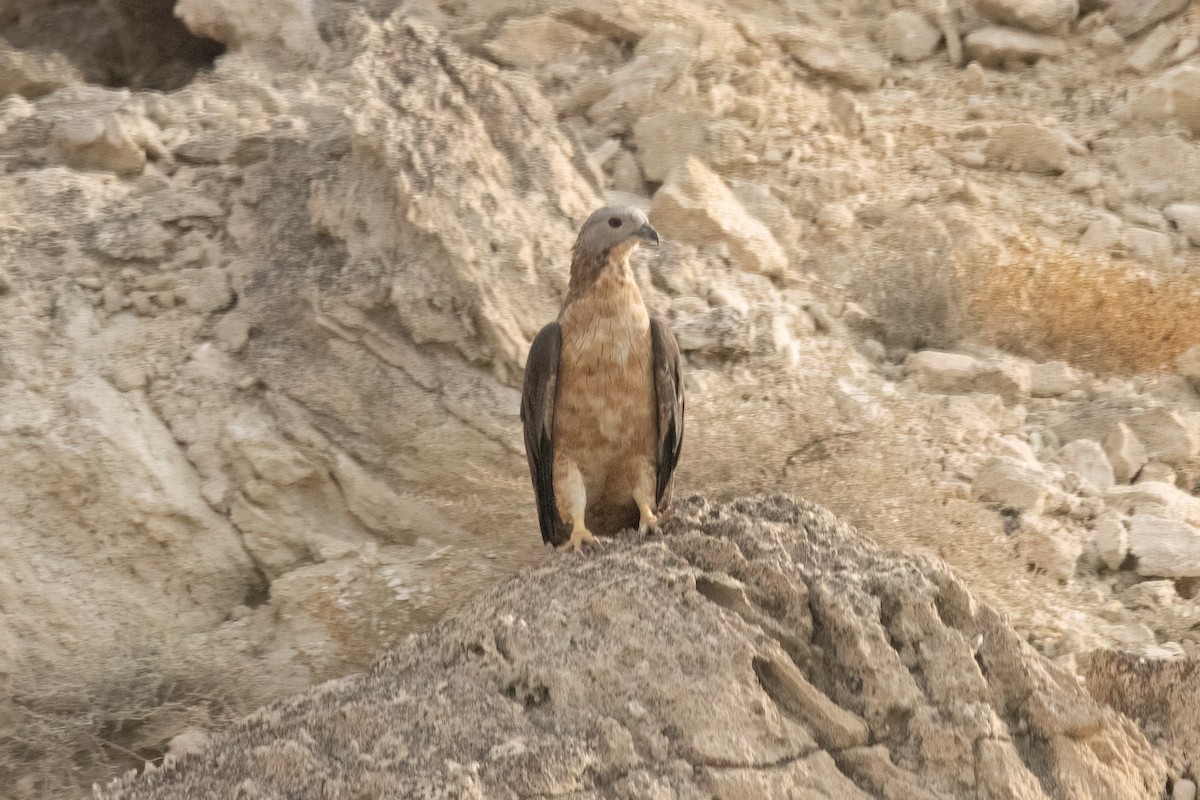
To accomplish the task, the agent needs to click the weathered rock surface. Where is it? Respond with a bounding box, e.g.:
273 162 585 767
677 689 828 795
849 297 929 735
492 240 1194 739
974 0 1078 32
1087 651 1200 785
964 26 1068 67
100 497 1166 800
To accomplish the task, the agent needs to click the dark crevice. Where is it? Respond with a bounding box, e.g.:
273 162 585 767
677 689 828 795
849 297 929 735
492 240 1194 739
1 0 224 94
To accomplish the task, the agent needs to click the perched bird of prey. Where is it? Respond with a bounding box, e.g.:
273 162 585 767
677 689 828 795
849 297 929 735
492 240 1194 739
521 206 685 552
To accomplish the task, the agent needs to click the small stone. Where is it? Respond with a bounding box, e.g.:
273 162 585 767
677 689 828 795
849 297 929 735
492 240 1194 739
130 290 155 316
1090 26 1126 55
974 0 1079 32
1067 170 1102 192
1115 135 1200 207
1177 344 1200 388
1079 212 1126 253
1126 24 1178 75
484 17 591 69
1128 514 1200 577
1059 439 1116 492
1174 778 1197 800
986 123 1070 175
781 29 887 90
1029 361 1083 397
672 307 750 356
964 26 1067 68
1093 513 1130 570
880 10 942 62
101 285 124 314
1105 0 1190 38
1019 518 1082 581
609 149 645 195
961 61 987 93
905 350 980 394
178 268 234 314
216 314 251 353
973 456 1050 513
110 364 147 392
1135 461 1176 485
1103 422 1148 484
829 91 867 136
51 114 146 176
1164 203 1200 246
0 42 82 98
1126 227 1173 266
1125 408 1200 465
973 358 1031 404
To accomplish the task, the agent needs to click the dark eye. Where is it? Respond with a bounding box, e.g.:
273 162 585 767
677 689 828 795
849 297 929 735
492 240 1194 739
608 217 622 228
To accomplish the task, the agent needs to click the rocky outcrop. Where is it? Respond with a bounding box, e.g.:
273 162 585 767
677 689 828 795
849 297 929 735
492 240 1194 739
6 0 1200 793
101 496 1165 800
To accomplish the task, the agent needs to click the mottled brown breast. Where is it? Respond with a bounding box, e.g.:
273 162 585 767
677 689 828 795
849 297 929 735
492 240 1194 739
554 262 656 511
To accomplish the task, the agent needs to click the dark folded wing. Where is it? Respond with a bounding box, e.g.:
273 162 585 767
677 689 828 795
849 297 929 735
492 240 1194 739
520 322 565 546
650 317 685 510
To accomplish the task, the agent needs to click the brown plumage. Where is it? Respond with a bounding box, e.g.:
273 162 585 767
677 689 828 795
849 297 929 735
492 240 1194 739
520 206 685 551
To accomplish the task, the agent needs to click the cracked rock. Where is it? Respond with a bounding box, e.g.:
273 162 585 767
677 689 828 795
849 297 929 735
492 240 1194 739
97 496 1165 800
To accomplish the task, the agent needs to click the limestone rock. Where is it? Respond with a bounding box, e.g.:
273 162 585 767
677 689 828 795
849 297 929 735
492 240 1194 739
964 26 1068 67
1127 24 1179 75
651 157 788 278
1030 361 1083 397
1136 462 1176 485
1080 212 1127 253
973 456 1051 513
1153 66 1200 135
973 0 1079 32
1177 344 1200 388
1104 422 1149 484
1059 439 1116 492
1094 513 1130 570
780 29 887 90
97 496 1166 800
1124 408 1200 465
484 17 591 69
1106 482 1200 527
1105 0 1190 38
1164 203 1200 247
0 41 83 99
672 306 751 356
985 123 1070 175
1114 136 1200 208
50 114 146 176
633 109 711 183
1128 514 1200 577
176 0 326 63
880 10 943 62
905 350 980 394
1019 518 1082 580
1127 227 1173 267
973 358 1031 404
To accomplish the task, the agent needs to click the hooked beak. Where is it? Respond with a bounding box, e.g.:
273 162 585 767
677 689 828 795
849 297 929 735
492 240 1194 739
635 222 661 246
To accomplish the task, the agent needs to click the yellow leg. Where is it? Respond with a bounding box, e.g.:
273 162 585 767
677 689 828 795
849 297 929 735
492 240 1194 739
555 458 603 553
633 469 660 536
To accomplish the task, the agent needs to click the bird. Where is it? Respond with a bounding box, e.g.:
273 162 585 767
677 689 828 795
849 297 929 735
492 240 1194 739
520 206 685 552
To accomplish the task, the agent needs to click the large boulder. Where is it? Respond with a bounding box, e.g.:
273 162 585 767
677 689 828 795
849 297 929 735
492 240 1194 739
100 496 1165 800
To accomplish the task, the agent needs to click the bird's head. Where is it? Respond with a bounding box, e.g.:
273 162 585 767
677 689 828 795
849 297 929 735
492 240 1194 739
572 205 661 265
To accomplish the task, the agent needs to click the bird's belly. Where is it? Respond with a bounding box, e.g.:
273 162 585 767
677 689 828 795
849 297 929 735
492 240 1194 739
554 326 656 492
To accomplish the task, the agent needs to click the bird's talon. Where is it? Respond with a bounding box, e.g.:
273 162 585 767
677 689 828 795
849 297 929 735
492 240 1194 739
559 527 602 553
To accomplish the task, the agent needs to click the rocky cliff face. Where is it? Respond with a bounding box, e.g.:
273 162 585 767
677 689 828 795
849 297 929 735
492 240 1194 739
98 497 1165 800
4 0 1200 795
